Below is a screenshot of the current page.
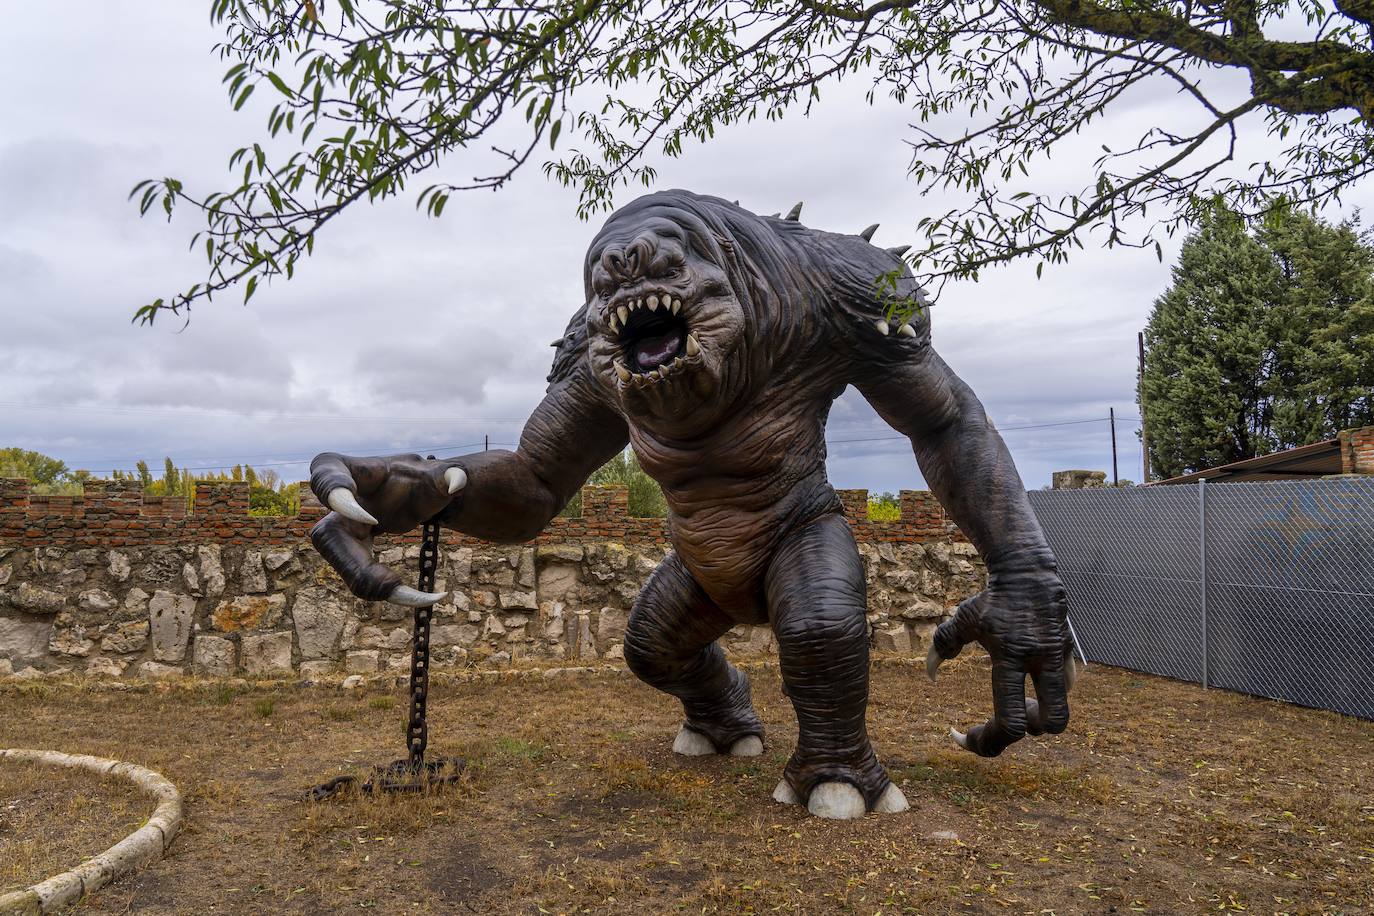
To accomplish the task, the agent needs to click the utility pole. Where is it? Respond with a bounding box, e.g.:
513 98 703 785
1110 407 1119 486
484 434 489 452
1137 331 1151 483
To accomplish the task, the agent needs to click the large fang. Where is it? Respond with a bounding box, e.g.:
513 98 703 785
615 361 631 382
671 299 681 314
328 489 379 526
617 305 629 325
647 294 659 311
686 334 700 356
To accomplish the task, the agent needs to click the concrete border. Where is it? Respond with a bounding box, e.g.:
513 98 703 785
0 749 183 915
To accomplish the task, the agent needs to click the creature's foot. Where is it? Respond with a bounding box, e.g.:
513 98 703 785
673 726 763 757
771 779 909 819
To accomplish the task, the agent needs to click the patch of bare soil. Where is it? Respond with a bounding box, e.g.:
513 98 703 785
0 754 146 893
1 659 1371 915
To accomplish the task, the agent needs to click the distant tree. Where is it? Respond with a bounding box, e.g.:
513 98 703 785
161 458 180 496
1260 208 1374 446
1142 203 1374 478
868 492 901 521
135 460 154 490
0 448 69 487
1141 206 1282 479
561 448 667 518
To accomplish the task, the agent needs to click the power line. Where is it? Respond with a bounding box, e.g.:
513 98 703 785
71 442 489 476
828 415 1140 445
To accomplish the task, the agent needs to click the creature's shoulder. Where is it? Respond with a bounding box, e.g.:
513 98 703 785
794 226 932 348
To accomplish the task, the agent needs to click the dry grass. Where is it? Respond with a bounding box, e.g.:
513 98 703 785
0 755 146 893
2 659 1372 915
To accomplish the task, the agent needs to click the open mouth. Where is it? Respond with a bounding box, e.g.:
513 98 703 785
608 293 701 382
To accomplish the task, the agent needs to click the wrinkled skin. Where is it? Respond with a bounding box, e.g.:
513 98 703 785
310 191 1074 817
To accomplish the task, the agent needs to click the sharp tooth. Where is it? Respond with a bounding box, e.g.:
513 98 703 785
608 315 619 333
686 334 700 356
672 298 682 312
617 306 628 325
898 323 917 338
632 298 642 310
673 356 684 369
874 319 890 335
647 294 659 311
615 361 631 382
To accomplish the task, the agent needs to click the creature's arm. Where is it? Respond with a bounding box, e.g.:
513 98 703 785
309 327 628 604
855 344 1075 757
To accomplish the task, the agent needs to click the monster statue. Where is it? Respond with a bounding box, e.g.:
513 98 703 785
309 190 1077 819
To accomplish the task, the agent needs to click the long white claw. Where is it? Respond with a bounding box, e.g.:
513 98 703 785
729 735 763 757
672 726 716 756
1066 655 1082 692
898 323 917 337
950 728 971 751
874 319 890 335
807 782 866 820
388 586 447 607
925 642 942 682
873 783 910 814
772 779 802 806
444 467 467 494
328 489 379 526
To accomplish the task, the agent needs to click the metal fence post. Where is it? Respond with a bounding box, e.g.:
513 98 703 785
1198 478 1208 689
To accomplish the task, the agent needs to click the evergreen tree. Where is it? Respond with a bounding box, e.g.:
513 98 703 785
1141 206 1283 479
135 460 153 490
560 448 668 518
1260 209 1374 446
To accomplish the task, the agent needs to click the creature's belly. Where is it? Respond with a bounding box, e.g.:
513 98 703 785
668 481 842 624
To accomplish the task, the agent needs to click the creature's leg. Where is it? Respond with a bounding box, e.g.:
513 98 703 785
766 513 909 819
623 552 764 756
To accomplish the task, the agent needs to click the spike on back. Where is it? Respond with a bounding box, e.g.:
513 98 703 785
888 244 911 257
785 202 803 221
859 224 879 242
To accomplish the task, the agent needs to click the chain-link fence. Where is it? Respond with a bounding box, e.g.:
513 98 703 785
1028 478 1374 719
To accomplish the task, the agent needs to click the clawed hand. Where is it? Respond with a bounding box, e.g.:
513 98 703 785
308 452 468 607
924 573 1079 756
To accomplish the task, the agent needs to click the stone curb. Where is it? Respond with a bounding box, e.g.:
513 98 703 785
0 750 183 915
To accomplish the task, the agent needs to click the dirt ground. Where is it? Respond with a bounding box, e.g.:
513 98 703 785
1 658 1370 915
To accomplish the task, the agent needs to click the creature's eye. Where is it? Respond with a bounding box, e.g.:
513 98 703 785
663 267 683 280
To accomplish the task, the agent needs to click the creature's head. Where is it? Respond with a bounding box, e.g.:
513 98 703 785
576 190 927 435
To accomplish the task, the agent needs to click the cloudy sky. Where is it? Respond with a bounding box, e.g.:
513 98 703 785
2 3 1366 496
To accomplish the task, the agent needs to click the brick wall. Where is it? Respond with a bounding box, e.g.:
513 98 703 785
0 480 964 550
1339 426 1374 476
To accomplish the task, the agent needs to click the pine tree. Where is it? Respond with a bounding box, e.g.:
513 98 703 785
1140 206 1283 479
1260 209 1374 446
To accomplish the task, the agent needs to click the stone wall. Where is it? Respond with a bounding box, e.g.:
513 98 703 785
0 482 983 680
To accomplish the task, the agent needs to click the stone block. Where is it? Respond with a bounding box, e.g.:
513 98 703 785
500 589 539 611
240 550 268 594
101 620 148 654
595 607 628 649
292 587 350 659
10 582 66 615
192 635 236 677
344 649 380 674
0 615 54 665
149 590 196 662
241 631 293 676
873 624 912 653
197 545 226 597
108 550 131 582
85 656 127 678
264 548 294 572
211 594 285 631
136 661 183 680
78 589 118 613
